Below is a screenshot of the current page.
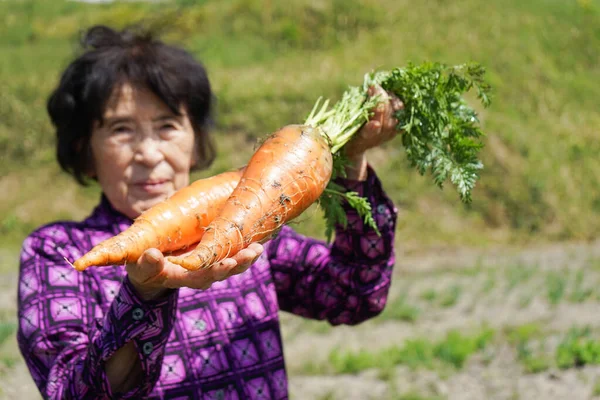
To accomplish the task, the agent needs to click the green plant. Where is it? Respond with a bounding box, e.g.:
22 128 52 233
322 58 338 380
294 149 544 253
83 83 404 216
505 264 536 292
0 321 16 347
439 285 462 308
1 0 600 251
546 271 567 306
380 293 421 323
433 328 495 369
568 270 593 303
328 347 378 374
515 342 550 373
505 323 544 345
556 327 600 369
325 328 495 375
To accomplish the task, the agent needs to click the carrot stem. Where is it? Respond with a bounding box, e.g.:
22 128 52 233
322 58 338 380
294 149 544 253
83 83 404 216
302 62 491 240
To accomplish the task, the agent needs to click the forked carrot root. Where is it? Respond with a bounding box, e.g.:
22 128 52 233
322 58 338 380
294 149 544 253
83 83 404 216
167 124 333 270
71 168 243 271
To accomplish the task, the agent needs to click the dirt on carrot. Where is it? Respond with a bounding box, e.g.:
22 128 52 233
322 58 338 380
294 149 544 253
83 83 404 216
72 168 244 271
167 124 333 270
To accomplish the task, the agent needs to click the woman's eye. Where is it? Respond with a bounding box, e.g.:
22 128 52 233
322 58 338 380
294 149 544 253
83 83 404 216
112 126 132 134
160 123 176 131
158 123 180 139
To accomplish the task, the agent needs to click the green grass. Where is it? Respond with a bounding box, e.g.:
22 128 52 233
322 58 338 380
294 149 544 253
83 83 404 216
593 379 600 397
506 323 552 373
480 271 497 295
0 322 16 347
505 264 538 292
516 341 551 374
303 320 600 382
420 289 438 303
503 323 600 373
379 292 421 323
325 328 495 375
438 285 462 308
504 322 545 345
0 317 19 373
1 0 600 253
546 271 568 306
568 270 594 303
556 326 600 369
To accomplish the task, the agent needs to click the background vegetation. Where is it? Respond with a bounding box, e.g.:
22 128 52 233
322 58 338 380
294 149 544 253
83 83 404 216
1 1 599 399
0 0 598 255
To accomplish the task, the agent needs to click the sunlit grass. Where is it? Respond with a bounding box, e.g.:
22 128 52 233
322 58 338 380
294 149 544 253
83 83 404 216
1 0 599 252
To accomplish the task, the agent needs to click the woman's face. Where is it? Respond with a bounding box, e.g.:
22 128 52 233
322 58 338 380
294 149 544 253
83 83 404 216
90 83 197 219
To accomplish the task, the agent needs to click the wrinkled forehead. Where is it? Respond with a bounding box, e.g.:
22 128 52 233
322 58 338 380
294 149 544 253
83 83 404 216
101 82 184 121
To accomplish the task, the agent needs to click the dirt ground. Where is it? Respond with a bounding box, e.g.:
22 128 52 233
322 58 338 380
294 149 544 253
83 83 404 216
2 239 600 399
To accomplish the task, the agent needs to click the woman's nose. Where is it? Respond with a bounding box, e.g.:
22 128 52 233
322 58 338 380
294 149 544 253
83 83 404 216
133 137 165 166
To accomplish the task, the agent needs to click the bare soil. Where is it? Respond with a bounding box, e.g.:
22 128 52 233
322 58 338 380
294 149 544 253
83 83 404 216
2 239 600 399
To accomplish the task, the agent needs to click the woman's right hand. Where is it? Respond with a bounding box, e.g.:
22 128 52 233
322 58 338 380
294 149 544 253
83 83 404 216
126 243 264 301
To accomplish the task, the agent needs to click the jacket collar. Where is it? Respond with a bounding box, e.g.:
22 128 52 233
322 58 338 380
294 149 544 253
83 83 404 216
85 194 133 233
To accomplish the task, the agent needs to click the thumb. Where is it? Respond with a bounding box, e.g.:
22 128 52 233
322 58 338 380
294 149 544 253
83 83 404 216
126 248 165 285
143 248 163 265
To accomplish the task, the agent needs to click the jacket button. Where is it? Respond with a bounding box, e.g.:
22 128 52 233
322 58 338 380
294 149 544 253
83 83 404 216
142 342 154 355
132 308 144 321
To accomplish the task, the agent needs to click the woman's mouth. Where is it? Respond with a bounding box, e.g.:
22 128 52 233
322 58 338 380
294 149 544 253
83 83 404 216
134 180 170 194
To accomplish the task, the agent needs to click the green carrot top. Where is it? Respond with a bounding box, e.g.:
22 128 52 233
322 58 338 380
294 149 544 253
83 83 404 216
304 62 492 241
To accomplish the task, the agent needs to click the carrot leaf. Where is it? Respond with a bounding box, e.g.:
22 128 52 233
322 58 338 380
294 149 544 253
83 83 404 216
307 61 491 204
320 182 380 243
318 183 348 243
304 61 491 241
365 62 492 203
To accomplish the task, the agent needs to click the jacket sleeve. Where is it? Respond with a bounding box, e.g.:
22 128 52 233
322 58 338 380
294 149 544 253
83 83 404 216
16 228 178 399
267 165 398 325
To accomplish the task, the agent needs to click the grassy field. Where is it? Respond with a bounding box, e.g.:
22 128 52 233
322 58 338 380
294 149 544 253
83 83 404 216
0 0 599 398
2 241 600 399
278 242 600 399
1 0 599 254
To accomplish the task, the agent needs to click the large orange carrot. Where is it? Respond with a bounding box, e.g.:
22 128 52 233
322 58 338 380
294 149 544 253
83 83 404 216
166 124 334 271
71 168 243 271
165 87 390 272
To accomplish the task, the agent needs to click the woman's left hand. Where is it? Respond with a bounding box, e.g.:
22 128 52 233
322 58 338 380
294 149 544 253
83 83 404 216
345 85 404 157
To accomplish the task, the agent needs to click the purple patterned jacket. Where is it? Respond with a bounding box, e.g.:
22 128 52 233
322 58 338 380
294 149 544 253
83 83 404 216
17 167 397 399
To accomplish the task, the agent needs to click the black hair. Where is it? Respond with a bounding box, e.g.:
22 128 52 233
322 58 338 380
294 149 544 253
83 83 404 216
47 24 216 185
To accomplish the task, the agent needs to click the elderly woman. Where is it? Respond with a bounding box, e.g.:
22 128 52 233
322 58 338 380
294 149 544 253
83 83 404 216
17 25 400 399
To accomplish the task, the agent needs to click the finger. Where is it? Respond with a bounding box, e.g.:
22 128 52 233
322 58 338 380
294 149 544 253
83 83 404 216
160 258 236 290
226 244 264 277
363 120 382 137
159 263 204 289
226 258 255 277
227 263 252 277
390 96 404 111
126 248 165 285
367 85 389 124
246 242 265 256
373 98 388 126
367 84 377 97
368 84 387 98
381 95 402 136
231 247 258 264
382 107 399 136
210 259 238 281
